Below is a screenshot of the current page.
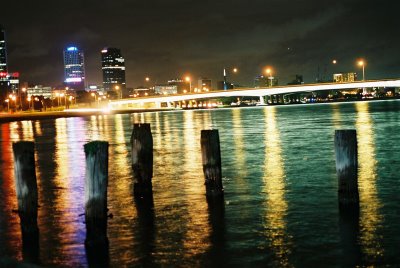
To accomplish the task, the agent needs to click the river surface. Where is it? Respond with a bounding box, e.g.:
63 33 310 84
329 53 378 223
1 100 400 267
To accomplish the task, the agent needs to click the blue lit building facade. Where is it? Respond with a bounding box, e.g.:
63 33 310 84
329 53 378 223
63 46 85 90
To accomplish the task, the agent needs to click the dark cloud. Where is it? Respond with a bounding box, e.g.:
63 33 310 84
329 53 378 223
2 0 400 87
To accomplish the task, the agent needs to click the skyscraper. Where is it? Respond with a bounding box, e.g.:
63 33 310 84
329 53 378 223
101 48 126 98
63 46 85 90
0 24 7 72
0 25 9 100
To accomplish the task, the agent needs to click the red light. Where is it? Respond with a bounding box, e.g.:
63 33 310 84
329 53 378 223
0 72 7 77
12 72 19 78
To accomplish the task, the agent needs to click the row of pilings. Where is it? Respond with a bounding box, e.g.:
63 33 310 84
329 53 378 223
11 124 358 265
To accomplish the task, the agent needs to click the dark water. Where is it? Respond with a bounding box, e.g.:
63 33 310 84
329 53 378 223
1 100 400 267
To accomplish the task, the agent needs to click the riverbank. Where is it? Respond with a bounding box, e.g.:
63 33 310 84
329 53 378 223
1 97 399 123
0 108 173 123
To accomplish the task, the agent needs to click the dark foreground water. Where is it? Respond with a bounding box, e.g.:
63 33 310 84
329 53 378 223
1 100 400 267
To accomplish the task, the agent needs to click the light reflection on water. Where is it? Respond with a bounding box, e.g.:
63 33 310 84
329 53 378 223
262 107 292 267
1 101 400 267
355 102 384 263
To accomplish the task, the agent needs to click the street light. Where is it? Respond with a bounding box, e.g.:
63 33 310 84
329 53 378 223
185 76 192 93
27 97 31 110
358 60 365 81
115 85 121 99
55 92 60 106
265 68 274 87
5 99 9 112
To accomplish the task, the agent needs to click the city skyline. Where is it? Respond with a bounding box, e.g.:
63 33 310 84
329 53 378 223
1 0 399 88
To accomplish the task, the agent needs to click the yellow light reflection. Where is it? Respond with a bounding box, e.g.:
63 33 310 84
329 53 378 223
109 114 130 194
21 121 34 141
0 124 22 259
231 109 247 180
331 104 342 129
34 121 42 136
355 102 383 260
182 110 210 257
263 107 292 267
9 122 21 141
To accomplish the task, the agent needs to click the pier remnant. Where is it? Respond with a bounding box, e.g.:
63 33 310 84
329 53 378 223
201 129 223 196
12 141 39 235
334 130 359 206
84 141 109 246
131 123 153 199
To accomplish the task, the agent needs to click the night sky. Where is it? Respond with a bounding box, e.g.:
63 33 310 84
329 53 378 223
2 0 400 88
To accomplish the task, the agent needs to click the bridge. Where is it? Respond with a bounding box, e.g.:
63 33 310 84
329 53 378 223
108 79 400 109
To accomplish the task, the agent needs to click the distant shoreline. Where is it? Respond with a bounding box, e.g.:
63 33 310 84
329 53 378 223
0 97 399 124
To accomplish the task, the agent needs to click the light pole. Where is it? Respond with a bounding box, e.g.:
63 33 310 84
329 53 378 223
5 99 9 112
358 60 365 81
265 68 273 87
185 76 191 93
115 85 121 99
55 92 60 107
91 92 98 107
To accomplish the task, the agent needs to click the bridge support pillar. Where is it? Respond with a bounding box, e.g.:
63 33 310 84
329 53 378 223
259 96 265 105
155 102 161 109
167 102 172 108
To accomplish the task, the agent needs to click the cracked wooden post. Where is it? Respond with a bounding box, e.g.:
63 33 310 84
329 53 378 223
334 130 359 207
84 141 109 247
131 123 153 199
201 129 223 196
13 141 39 235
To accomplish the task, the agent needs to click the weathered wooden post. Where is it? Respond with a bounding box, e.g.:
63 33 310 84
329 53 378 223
334 130 359 206
12 141 39 235
84 141 109 247
131 123 153 199
201 129 223 196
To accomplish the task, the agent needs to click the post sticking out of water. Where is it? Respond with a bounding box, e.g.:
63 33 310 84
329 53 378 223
131 123 153 199
334 130 359 206
201 129 223 196
12 141 39 235
84 141 109 246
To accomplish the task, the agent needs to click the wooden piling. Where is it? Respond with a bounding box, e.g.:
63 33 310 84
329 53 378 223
201 129 223 196
12 141 39 235
131 123 153 199
334 130 359 206
84 141 109 246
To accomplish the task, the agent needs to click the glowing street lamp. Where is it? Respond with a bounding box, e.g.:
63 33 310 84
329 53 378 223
358 60 366 81
185 76 192 92
5 99 9 112
145 77 150 82
265 68 274 87
27 97 31 110
115 85 121 99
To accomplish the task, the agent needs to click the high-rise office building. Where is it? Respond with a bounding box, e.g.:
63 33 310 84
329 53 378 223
63 46 85 90
101 48 126 98
0 25 9 100
0 25 7 72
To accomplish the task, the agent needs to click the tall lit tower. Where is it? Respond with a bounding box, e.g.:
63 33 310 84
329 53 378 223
63 46 85 90
101 47 126 98
0 24 7 72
